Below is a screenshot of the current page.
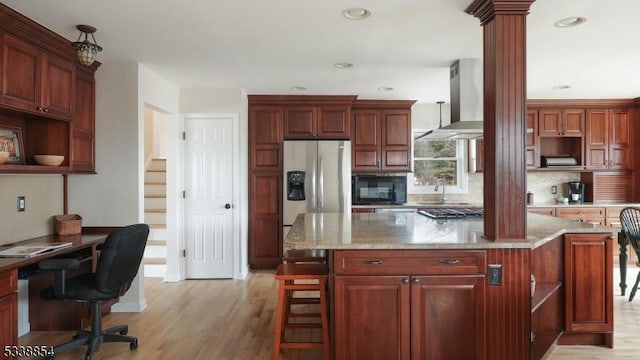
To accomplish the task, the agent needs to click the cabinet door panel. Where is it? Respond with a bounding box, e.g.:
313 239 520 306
249 106 283 170
382 149 409 170
248 173 282 267
352 110 379 147
563 109 584 136
317 106 350 138
382 111 410 146
608 109 630 169
334 276 410 360
71 70 95 172
0 293 18 355
284 106 315 139
585 109 608 169
538 109 561 136
41 55 74 119
564 233 613 332
0 34 40 111
411 275 486 360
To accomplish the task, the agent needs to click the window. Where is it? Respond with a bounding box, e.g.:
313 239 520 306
409 132 467 194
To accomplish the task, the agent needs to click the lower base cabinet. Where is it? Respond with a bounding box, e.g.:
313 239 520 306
333 250 486 360
0 270 18 359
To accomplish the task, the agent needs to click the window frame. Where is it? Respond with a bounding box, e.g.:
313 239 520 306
408 131 468 194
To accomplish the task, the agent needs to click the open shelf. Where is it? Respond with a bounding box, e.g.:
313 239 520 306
531 282 562 313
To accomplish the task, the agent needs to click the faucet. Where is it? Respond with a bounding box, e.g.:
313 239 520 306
434 178 447 204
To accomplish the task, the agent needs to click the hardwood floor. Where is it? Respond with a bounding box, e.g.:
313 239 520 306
19 268 640 359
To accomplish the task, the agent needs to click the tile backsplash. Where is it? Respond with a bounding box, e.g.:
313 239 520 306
408 172 581 205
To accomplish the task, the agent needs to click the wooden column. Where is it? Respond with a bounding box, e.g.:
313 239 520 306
634 98 640 202
466 0 535 240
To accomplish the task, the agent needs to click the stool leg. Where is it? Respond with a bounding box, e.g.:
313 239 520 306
319 276 331 360
273 279 286 360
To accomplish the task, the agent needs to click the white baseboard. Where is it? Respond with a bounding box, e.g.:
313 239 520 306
164 272 182 282
111 299 147 313
234 265 250 280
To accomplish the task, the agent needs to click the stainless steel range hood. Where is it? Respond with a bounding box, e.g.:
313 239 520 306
421 59 484 140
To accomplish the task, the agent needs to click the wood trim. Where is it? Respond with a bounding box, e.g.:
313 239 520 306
352 99 417 109
81 226 120 235
478 11 530 240
248 95 357 105
486 248 531 359
466 0 536 25
528 99 633 108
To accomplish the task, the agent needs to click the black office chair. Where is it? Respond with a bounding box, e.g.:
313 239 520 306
38 223 150 360
620 207 640 301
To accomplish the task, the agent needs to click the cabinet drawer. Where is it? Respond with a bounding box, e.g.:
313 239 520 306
556 207 605 219
334 250 487 275
605 207 624 220
0 270 17 297
528 207 556 216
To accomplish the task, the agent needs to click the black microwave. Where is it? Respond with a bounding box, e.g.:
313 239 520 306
352 175 407 205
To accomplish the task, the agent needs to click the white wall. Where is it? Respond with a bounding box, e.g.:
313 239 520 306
179 87 243 113
0 175 63 245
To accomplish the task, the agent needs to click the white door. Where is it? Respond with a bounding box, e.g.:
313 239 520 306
184 116 234 278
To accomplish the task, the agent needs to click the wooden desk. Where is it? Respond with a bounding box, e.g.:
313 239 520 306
0 234 107 351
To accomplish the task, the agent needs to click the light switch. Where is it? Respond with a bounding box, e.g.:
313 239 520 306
17 196 25 212
488 264 502 285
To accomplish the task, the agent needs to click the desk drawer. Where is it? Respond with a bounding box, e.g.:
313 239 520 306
0 269 17 297
334 250 487 275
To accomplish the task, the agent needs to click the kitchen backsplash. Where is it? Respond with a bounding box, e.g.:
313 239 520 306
408 172 581 205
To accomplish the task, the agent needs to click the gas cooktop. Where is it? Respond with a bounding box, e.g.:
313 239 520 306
418 208 484 219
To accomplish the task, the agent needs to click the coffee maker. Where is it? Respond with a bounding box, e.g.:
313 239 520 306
567 181 585 203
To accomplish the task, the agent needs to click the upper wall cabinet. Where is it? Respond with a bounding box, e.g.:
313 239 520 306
585 108 631 170
284 105 350 139
0 4 99 174
0 33 74 120
538 108 584 137
351 100 415 173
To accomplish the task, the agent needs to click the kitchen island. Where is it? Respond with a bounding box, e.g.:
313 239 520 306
284 212 615 360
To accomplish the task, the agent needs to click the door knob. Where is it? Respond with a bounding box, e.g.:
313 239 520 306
225 203 231 209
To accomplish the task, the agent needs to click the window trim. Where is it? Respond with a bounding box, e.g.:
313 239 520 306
408 131 468 194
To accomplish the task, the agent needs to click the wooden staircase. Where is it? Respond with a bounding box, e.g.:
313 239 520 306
144 158 167 277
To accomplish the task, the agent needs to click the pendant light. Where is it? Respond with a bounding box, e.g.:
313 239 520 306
73 25 103 66
414 101 445 140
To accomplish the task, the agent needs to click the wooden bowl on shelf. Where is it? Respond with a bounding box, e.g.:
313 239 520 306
0 151 9 164
33 155 64 166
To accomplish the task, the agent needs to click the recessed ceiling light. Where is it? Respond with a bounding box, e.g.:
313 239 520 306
334 62 354 69
553 85 571 90
290 86 306 91
378 87 393 92
341 8 371 20
554 17 587 28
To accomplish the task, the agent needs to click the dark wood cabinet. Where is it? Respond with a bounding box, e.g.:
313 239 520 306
351 100 415 172
0 270 18 356
411 275 486 360
284 105 350 139
71 68 96 172
526 109 538 168
562 233 613 346
249 105 283 171
333 250 486 360
585 108 631 170
0 10 98 175
0 34 74 120
538 109 584 137
248 173 282 268
334 276 410 360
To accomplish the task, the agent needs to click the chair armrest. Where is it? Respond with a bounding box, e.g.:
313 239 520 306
39 258 81 270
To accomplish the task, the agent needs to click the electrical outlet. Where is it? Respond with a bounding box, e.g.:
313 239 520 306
488 264 502 285
551 186 557 195
17 196 25 212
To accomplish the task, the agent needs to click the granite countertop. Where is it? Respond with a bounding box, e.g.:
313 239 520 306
352 202 640 209
284 212 614 250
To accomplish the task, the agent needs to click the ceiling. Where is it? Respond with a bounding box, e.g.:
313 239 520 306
2 0 639 104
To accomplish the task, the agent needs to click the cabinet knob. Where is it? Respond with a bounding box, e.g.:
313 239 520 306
412 278 420 284
36 106 43 111
43 108 49 112
402 278 409 285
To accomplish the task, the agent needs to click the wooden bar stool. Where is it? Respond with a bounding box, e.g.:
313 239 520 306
273 263 330 360
283 249 327 264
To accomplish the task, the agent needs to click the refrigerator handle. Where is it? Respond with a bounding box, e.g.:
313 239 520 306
318 156 324 210
310 155 317 210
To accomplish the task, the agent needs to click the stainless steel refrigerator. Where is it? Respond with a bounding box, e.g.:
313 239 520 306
283 140 351 237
